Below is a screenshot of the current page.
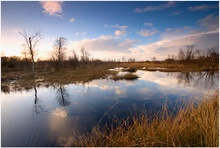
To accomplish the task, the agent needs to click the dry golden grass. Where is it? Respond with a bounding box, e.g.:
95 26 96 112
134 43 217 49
116 62 219 72
2 63 116 90
111 73 139 81
59 91 219 147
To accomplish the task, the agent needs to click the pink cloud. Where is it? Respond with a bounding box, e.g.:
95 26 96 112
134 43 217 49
115 30 126 36
40 1 63 18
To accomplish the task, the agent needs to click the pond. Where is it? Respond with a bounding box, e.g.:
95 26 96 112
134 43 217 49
1 70 219 146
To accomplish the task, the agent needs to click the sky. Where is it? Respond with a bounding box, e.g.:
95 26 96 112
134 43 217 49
1 1 219 61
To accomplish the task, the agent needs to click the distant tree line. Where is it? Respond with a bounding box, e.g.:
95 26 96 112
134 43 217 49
2 44 218 72
164 45 219 69
1 28 218 72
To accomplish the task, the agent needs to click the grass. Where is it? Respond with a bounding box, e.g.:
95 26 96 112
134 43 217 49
58 91 219 147
1 63 116 91
111 73 139 81
122 67 137 73
1 61 218 91
43 64 115 83
116 62 219 72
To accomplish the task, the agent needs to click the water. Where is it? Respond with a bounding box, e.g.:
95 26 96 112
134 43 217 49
1 70 218 146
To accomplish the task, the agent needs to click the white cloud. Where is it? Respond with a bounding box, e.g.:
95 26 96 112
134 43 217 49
144 22 153 27
115 88 126 97
115 29 126 36
40 1 63 18
70 18 75 23
116 25 127 29
74 32 80 36
197 14 219 31
188 4 218 11
104 24 127 29
129 30 218 61
52 108 67 118
119 39 138 48
74 31 86 36
135 1 175 12
137 29 158 37
68 35 139 60
160 26 192 39
69 23 218 61
82 31 86 35
166 28 172 32
105 24 128 36
70 35 138 52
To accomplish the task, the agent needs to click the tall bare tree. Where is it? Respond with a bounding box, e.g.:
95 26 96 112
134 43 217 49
53 37 67 71
19 29 41 75
80 47 90 63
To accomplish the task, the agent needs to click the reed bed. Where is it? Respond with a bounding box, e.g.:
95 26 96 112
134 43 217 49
59 91 219 147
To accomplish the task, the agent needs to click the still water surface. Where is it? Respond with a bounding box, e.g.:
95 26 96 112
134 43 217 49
1 70 218 146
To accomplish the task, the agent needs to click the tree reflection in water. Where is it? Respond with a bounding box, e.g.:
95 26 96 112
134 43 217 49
167 71 218 89
56 84 70 107
33 83 43 114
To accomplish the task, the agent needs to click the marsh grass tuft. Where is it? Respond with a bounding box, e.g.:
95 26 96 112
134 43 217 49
122 67 137 73
59 91 219 147
111 73 139 81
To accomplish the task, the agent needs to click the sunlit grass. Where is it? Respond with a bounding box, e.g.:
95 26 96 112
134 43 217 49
116 62 219 72
59 91 219 147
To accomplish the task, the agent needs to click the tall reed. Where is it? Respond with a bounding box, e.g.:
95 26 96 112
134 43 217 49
59 91 219 147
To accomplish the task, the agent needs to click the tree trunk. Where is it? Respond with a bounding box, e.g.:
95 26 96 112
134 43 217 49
29 37 35 76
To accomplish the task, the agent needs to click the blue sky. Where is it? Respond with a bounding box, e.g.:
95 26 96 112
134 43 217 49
1 1 219 61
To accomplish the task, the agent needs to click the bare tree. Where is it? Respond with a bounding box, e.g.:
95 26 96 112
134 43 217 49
80 47 90 63
68 50 79 69
19 29 42 75
128 58 135 62
56 84 70 107
177 45 219 69
53 37 67 71
177 45 198 66
202 47 219 69
151 57 157 62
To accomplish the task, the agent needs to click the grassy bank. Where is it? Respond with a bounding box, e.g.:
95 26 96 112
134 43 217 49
116 62 219 72
59 91 219 147
1 61 218 91
1 63 116 91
